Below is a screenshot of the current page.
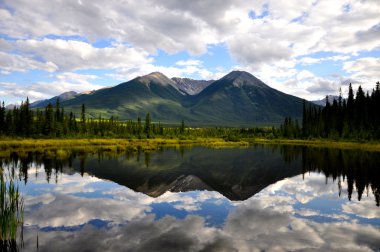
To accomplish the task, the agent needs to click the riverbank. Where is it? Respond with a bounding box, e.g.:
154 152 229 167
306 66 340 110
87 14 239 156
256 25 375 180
0 138 249 157
0 137 379 157
247 138 380 152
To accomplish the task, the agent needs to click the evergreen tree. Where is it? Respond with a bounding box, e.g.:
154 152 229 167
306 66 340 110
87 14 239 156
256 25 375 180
81 104 86 134
180 119 185 135
144 113 151 138
44 103 54 135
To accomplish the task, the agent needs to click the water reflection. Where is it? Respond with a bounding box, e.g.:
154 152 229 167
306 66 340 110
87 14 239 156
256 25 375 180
4 146 380 205
1 145 380 251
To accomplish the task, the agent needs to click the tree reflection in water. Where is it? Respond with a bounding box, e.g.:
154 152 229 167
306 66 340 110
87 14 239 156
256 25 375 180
3 145 379 206
0 145 379 251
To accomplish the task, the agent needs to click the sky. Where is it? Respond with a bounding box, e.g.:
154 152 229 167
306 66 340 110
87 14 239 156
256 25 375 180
0 0 379 104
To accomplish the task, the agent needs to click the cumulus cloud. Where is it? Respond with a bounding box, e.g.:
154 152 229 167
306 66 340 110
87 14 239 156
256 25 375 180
0 0 226 54
343 57 380 84
14 159 380 251
22 213 380 251
11 38 152 72
0 0 379 102
109 63 225 81
0 51 58 73
22 190 380 251
299 55 351 65
227 34 292 67
272 70 342 100
2 0 376 61
0 72 105 102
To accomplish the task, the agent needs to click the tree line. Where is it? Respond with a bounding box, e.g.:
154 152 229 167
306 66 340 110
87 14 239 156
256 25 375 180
2 81 379 140
0 98 278 139
276 144 380 206
281 82 380 140
0 98 166 138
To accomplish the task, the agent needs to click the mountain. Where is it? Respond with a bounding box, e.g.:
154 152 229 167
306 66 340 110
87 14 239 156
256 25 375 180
187 71 309 125
5 104 20 109
62 72 191 122
172 77 214 95
30 91 78 108
38 70 316 126
68 146 304 201
311 95 340 106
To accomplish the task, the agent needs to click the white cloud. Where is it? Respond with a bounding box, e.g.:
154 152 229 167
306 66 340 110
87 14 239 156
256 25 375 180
0 72 105 102
342 200 380 219
0 51 58 73
0 0 379 102
25 193 150 227
12 38 152 72
228 33 292 67
0 0 227 54
299 55 351 65
3 0 376 61
258 69 343 100
305 0 380 54
109 63 225 81
14 158 380 251
343 57 380 84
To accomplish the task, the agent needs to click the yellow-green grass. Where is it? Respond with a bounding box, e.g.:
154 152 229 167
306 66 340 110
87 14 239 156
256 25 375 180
1 138 380 158
0 138 249 156
246 138 380 152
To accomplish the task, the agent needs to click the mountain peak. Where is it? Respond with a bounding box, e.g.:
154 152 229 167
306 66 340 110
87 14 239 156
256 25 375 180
137 72 177 87
58 91 78 99
147 71 167 78
221 70 266 88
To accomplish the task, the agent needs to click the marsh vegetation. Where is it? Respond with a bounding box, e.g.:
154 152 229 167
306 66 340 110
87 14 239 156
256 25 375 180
0 169 24 251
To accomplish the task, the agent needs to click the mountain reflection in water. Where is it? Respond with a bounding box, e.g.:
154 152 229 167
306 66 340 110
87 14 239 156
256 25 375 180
1 145 379 251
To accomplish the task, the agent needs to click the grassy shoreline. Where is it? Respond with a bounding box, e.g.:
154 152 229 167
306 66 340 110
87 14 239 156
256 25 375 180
0 138 249 155
0 137 380 154
245 138 380 151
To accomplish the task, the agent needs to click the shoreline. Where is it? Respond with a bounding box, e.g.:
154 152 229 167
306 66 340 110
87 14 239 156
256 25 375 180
0 138 379 154
245 138 380 152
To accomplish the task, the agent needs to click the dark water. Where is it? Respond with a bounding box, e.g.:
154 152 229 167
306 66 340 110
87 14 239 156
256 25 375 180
2 145 380 251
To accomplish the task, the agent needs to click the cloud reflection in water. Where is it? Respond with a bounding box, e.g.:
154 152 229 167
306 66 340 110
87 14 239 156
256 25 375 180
18 166 380 251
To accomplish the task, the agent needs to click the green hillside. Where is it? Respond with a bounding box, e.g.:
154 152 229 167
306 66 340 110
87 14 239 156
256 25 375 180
189 71 306 126
56 71 315 126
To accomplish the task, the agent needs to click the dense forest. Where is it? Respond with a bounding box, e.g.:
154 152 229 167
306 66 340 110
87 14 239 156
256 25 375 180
0 98 274 139
0 81 379 140
281 82 380 140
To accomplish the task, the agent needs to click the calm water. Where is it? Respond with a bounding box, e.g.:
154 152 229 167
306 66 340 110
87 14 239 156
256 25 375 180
2 145 380 251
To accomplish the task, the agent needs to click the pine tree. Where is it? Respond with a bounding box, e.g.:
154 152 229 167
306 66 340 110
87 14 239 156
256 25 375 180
180 119 185 135
144 113 151 138
44 103 54 135
81 104 86 134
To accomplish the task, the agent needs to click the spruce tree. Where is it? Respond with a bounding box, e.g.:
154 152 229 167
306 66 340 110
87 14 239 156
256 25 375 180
144 113 151 138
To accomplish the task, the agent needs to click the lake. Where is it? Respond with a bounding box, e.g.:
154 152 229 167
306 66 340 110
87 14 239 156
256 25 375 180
1 145 380 251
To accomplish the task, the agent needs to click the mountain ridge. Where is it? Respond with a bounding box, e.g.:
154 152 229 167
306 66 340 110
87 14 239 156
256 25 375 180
32 71 317 126
30 91 79 108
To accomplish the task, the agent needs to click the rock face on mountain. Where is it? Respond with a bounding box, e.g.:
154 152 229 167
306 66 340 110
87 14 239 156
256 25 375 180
137 175 214 197
172 77 214 95
32 71 315 126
